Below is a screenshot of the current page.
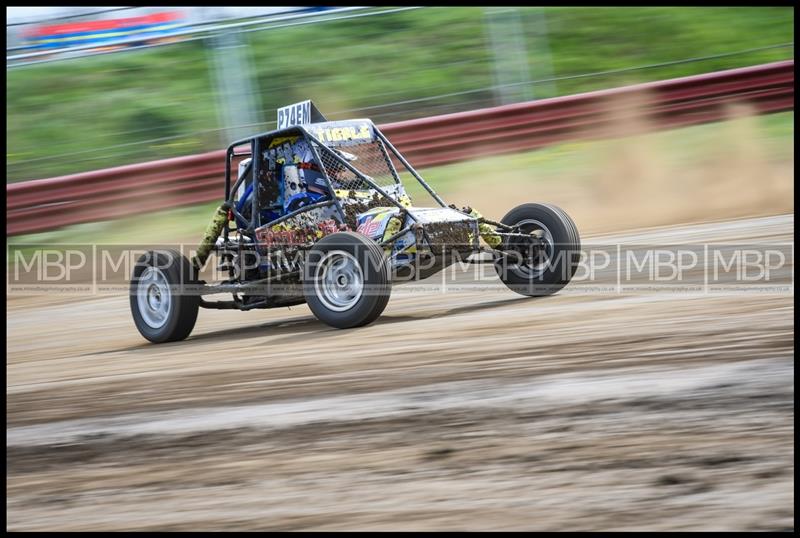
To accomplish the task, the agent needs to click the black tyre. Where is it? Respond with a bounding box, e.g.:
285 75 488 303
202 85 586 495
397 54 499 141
494 203 581 297
130 249 200 343
304 232 391 328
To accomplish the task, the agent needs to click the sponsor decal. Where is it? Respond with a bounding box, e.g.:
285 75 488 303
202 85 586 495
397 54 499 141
310 122 373 145
356 209 396 239
256 218 349 246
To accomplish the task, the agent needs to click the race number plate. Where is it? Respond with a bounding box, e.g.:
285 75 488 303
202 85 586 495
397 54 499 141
277 100 327 129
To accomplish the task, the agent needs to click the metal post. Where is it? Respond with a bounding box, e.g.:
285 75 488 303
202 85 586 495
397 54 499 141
207 30 263 144
526 8 557 99
483 7 534 105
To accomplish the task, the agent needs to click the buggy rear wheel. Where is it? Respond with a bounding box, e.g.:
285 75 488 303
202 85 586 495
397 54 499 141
130 249 200 343
304 232 391 328
494 203 581 297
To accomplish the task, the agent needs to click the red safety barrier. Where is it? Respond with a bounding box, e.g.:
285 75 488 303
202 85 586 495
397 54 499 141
6 60 793 235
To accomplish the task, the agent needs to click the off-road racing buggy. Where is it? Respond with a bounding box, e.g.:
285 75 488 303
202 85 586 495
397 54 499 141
130 101 581 343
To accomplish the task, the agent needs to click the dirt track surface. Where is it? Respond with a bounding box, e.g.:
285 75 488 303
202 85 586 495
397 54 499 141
6 214 795 531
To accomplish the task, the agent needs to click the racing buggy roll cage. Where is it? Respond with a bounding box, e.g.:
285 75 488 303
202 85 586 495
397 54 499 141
189 118 553 312
222 123 452 244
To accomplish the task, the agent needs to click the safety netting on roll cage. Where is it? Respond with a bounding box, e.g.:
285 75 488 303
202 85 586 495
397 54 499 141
311 136 425 228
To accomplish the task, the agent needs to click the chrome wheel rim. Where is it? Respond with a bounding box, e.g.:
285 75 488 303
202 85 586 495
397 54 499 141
136 266 172 328
315 250 364 312
510 218 554 278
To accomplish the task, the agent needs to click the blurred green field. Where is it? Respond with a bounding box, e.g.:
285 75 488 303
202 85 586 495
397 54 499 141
7 110 793 254
6 7 793 182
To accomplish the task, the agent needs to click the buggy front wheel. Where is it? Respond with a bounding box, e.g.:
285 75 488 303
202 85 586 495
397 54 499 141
494 203 581 297
304 232 391 328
